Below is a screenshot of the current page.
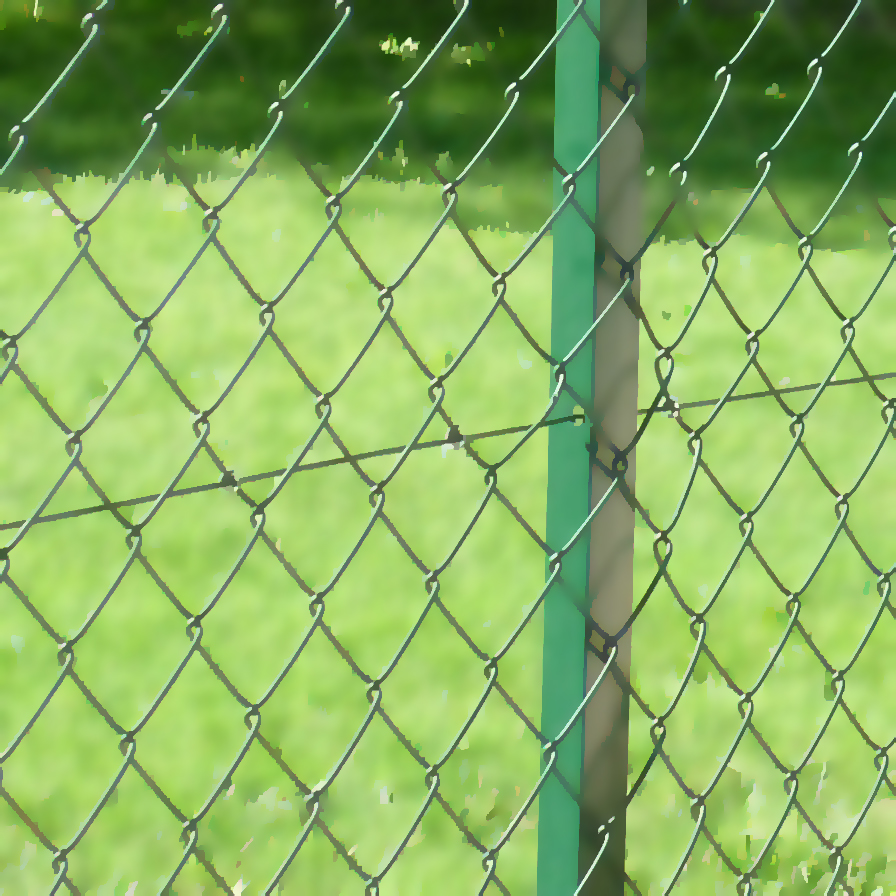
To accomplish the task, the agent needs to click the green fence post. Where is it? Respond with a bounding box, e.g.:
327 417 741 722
542 0 644 892
539 1 600 893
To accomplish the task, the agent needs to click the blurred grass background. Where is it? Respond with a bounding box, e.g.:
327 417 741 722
0 158 555 894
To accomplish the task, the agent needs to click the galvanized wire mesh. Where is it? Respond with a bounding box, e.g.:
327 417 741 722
0 2 570 893
587 1 896 892
1 0 895 893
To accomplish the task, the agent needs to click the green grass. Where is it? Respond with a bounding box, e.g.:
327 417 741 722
630 186 896 893
1 145 896 894
0 146 553 895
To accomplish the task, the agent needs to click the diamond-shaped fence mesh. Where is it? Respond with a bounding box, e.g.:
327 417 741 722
1 0 895 893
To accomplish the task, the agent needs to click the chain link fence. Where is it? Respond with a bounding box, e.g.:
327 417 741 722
2 0 896 893
597 1 896 892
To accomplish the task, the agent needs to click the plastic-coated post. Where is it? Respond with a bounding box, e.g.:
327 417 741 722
540 2 600 894
542 0 644 892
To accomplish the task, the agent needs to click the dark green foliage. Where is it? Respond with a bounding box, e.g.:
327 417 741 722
0 1 557 187
644 0 896 197
1 1 893 197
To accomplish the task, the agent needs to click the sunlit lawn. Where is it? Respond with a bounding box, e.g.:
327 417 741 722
0 146 553 895
630 179 896 893
1 145 895 893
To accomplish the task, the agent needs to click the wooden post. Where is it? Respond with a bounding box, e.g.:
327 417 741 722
579 0 645 892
